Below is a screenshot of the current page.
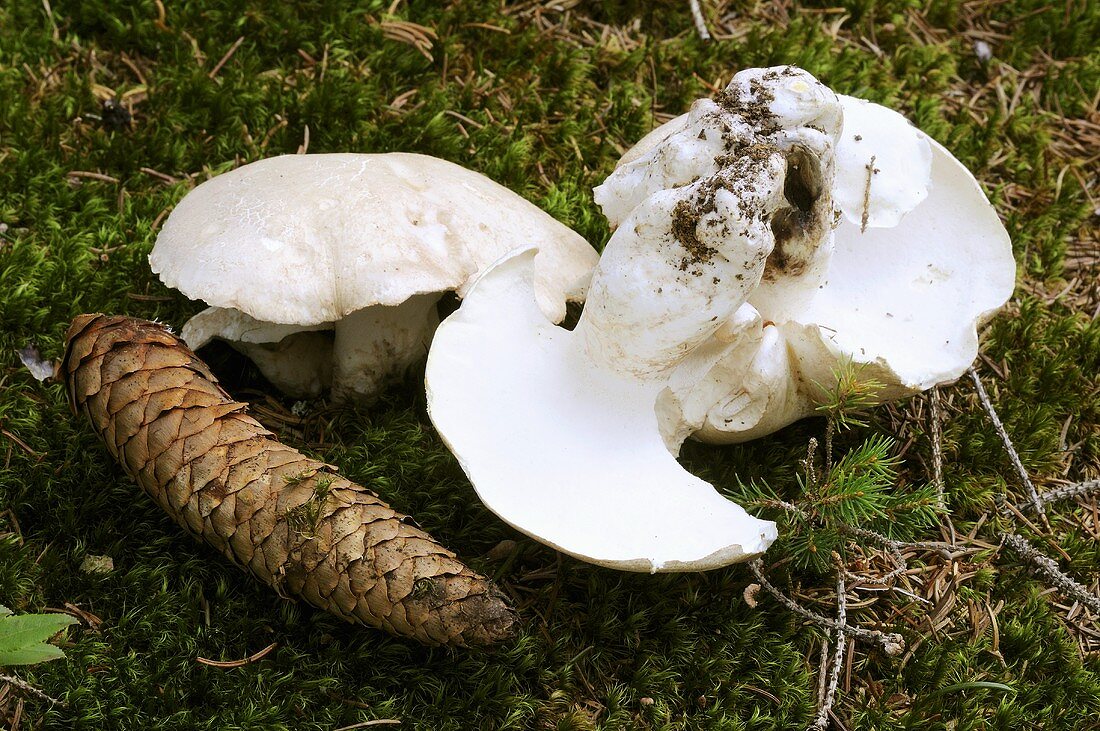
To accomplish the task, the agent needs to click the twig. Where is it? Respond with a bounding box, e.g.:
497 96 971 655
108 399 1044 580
1015 479 1100 513
0 675 64 706
140 167 180 185
804 437 819 487
67 171 120 184
196 641 278 668
332 721 401 730
208 36 245 79
0 429 43 460
969 368 1049 529
688 0 711 41
814 637 829 707
930 387 945 509
748 560 904 654
1002 533 1100 614
811 574 847 730
860 155 877 233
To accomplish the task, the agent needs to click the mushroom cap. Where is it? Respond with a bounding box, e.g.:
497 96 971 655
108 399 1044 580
832 95 933 229
599 77 1014 445
150 153 598 326
426 249 776 572
780 134 1015 395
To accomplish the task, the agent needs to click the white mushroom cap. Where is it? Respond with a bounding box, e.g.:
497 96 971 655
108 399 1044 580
426 249 776 572
598 78 1014 445
592 68 1014 448
150 152 598 400
832 95 933 230
426 68 841 571
692 123 1014 444
152 153 595 325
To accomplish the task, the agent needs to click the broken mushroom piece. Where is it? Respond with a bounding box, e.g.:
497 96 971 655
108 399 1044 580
428 68 850 571
150 153 598 401
428 66 1014 571
426 250 777 572
597 68 1015 445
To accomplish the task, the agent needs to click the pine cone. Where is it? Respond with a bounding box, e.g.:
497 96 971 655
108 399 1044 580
62 314 516 647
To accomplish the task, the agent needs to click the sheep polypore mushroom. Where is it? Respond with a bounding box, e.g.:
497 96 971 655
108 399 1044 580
150 153 598 401
428 67 853 571
427 65 1015 571
596 70 1015 445
426 249 777 572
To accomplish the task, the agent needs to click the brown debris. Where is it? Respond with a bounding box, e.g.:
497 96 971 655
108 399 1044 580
62 314 516 647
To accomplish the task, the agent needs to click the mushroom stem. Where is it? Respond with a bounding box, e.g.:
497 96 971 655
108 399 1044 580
331 294 441 403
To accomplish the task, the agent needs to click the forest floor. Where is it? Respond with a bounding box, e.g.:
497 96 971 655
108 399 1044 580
0 0 1097 728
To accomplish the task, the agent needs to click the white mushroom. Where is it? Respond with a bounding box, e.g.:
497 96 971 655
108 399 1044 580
426 249 777 572
150 152 598 400
426 66 1014 571
597 72 1015 445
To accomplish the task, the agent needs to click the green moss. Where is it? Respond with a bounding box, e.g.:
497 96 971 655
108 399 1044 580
1 0 1097 728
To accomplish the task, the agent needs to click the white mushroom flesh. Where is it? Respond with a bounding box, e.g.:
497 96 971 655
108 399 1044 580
426 249 776 572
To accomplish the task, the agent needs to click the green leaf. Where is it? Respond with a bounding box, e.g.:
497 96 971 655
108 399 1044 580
0 611 79 667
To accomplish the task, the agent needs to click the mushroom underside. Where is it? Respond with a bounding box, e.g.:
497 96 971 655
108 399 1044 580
691 137 1015 444
426 249 777 572
182 294 443 402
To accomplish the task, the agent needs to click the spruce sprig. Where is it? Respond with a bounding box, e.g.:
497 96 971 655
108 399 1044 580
742 360 942 573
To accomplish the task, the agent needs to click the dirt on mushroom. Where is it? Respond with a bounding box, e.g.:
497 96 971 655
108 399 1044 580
62 314 517 647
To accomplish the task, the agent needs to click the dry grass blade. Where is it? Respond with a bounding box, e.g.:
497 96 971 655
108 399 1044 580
333 721 401 730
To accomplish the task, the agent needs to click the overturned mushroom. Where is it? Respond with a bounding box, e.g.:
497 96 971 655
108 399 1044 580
426 66 1014 571
596 70 1014 444
150 153 598 401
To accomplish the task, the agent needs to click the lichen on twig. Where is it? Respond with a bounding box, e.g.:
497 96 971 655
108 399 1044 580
968 367 1049 527
1001 533 1100 615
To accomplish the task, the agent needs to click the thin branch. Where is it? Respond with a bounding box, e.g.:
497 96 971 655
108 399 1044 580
804 437 819 488
196 642 278 668
1015 479 1100 513
747 559 904 654
968 368 1049 528
688 0 711 40
1002 533 1100 614
811 574 847 730
208 36 245 79
0 675 63 706
930 387 945 509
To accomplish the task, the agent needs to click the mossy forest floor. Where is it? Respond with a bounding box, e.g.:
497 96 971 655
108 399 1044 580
1 0 1098 728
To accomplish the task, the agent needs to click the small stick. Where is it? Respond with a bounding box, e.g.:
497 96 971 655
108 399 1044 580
748 559 904 654
930 387 946 509
688 0 711 40
814 637 829 707
811 574 847 730
140 167 180 185
67 171 120 184
209 36 245 79
196 642 278 668
968 368 1050 529
0 675 64 706
860 155 877 233
333 721 401 730
1002 533 1100 614
1015 480 1100 513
